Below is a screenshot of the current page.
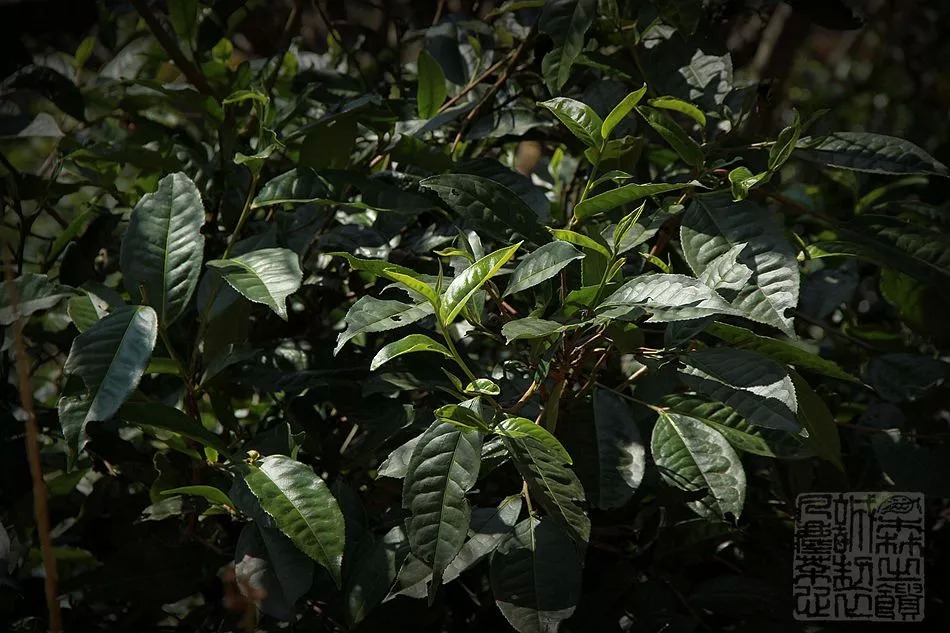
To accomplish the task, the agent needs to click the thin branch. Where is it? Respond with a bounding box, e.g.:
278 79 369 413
2 243 62 633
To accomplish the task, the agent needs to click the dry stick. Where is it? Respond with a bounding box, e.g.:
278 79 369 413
2 245 62 633
130 0 218 98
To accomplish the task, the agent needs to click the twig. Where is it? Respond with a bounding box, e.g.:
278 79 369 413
2 243 62 633
130 0 218 98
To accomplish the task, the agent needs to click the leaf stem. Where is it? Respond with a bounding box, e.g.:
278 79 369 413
439 322 477 382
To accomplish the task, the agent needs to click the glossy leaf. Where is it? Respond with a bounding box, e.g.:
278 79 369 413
58 306 157 453
162 485 233 507
661 393 807 459
490 517 582 633
392 496 522 599
651 412 746 519
501 317 576 343
240 455 346 586
601 85 647 139
538 97 603 148
206 248 302 320
574 182 686 220
119 170 204 325
500 419 589 544
252 168 337 207
681 194 800 336
600 273 744 322
440 243 521 324
795 132 949 176
706 322 858 383
402 421 483 595
335 296 433 355
417 50 447 119
591 387 646 508
504 241 584 296
648 96 706 127
370 334 452 371
637 106 704 167
234 523 315 621
679 348 800 433
547 228 611 259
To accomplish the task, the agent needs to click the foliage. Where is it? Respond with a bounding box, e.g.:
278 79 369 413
2 0 949 631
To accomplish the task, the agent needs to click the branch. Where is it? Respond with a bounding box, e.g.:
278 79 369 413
2 243 62 633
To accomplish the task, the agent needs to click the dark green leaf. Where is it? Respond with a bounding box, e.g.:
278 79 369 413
652 412 746 519
790 371 843 470
795 132 948 176
119 172 205 325
417 50 447 119
240 455 346 586
679 348 800 433
574 182 686 220
504 241 584 296
499 419 589 544
538 97 603 148
490 517 582 633
162 485 233 507
599 273 744 322
335 296 434 355
119 401 229 454
402 421 483 596
58 306 157 454
539 0 597 93
591 387 645 508
370 334 452 371
637 106 704 167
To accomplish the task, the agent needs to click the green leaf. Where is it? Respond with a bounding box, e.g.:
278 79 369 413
547 228 611 259
119 172 205 325
435 401 490 431
402 421 483 597
465 378 501 396
381 269 441 308
768 110 801 171
252 168 338 208
599 273 744 322
637 106 704 167
206 248 302 320
865 353 946 402
648 96 706 127
391 496 522 599
67 291 109 332
504 241 584 297
234 523 315 621
240 455 345 586
590 387 645 508
440 243 521 324
727 166 767 201
420 174 548 244
417 50 447 119
790 371 843 470
501 317 576 343
538 97 603 148
499 419 589 544
119 401 229 454
335 296 433 355
651 412 746 519
490 517 582 633
497 417 573 464
681 194 800 336
795 132 949 176
162 485 233 507
705 322 857 383
574 182 686 220
661 393 806 458
168 0 198 45
0 272 73 325
346 526 409 623
370 334 452 371
601 85 647 139
58 306 157 454
679 348 800 433
539 0 597 93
